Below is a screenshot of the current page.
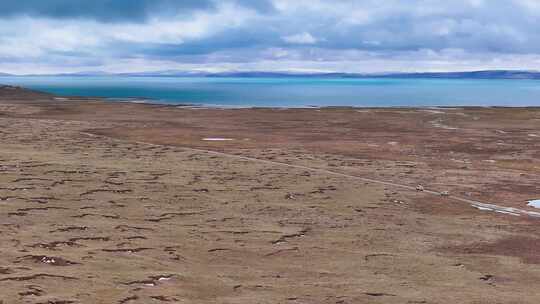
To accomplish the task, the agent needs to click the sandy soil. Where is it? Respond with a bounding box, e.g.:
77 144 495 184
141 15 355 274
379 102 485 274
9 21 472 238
1 86 540 303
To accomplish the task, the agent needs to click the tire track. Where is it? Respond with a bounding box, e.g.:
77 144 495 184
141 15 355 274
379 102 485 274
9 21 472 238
80 131 540 219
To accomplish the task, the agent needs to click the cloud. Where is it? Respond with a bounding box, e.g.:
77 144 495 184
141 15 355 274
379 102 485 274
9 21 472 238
0 0 275 22
283 32 317 44
1 0 540 74
0 0 215 22
0 2 258 58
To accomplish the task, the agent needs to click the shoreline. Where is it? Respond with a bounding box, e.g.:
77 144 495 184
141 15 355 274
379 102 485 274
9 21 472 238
101 96 540 109
6 84 540 110
3 76 540 108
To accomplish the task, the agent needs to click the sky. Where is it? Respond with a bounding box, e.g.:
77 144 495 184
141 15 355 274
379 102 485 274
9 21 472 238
2 0 540 74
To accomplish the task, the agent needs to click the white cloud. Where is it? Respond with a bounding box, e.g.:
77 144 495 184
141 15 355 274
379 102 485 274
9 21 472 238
514 0 540 11
282 32 317 44
1 0 540 73
0 2 258 58
107 3 257 44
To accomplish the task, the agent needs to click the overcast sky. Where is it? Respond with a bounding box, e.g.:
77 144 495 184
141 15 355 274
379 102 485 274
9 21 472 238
2 0 540 74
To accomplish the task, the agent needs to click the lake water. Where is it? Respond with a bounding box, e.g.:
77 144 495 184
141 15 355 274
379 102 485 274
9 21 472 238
1 76 540 107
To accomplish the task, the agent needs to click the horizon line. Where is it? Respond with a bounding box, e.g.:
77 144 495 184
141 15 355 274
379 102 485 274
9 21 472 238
2 69 540 77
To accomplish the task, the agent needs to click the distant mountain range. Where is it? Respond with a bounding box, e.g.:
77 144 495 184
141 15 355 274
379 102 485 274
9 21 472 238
375 70 540 79
2 70 540 79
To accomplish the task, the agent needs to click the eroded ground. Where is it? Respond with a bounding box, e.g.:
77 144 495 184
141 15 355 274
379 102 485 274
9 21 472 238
1 89 540 303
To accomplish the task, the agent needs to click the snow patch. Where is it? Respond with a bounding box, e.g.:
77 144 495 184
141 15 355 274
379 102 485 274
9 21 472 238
421 109 445 114
472 203 522 217
202 138 234 141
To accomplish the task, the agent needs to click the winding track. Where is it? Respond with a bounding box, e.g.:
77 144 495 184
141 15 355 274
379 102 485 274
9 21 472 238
81 132 540 219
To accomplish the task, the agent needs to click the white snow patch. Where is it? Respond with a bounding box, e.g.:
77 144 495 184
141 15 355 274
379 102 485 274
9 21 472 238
471 203 525 217
420 109 445 114
473 206 493 211
202 138 234 141
158 277 172 281
495 210 521 216
430 119 459 130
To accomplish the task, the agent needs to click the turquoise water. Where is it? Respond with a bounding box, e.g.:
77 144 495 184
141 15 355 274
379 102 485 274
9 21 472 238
1 76 540 107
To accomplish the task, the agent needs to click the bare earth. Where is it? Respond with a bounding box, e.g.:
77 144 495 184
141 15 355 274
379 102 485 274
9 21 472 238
1 86 540 303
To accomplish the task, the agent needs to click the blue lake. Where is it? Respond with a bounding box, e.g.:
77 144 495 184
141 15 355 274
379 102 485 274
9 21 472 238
1 76 540 107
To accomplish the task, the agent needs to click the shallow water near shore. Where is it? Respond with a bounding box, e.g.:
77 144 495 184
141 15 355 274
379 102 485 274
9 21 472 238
528 200 540 209
2 76 540 107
